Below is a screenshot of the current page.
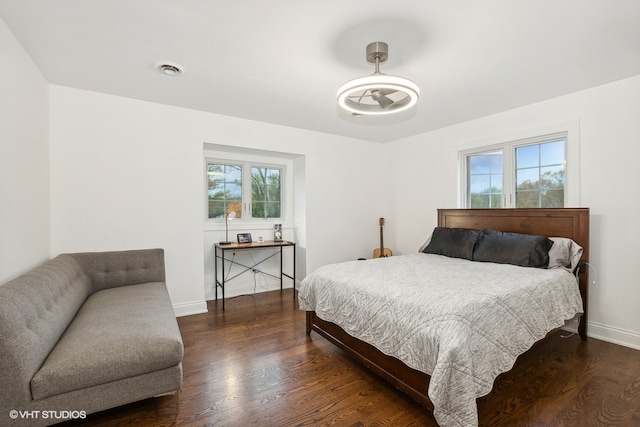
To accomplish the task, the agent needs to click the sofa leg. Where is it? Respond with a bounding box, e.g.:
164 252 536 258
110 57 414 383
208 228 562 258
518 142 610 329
154 390 179 398
154 389 180 420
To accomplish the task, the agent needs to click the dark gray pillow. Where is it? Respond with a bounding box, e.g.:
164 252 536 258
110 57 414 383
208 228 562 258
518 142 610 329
473 229 554 268
422 227 480 260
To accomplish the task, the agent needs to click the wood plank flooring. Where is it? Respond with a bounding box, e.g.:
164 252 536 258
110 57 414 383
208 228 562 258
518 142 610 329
64 290 640 426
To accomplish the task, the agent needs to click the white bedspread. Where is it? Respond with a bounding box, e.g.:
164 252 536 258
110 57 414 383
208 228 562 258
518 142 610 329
298 253 583 427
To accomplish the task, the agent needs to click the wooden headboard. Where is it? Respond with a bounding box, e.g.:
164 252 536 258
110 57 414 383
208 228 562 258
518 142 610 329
437 208 590 340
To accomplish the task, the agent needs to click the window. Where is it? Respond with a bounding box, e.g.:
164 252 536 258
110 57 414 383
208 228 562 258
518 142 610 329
207 161 283 221
515 140 565 208
250 166 281 219
462 133 566 208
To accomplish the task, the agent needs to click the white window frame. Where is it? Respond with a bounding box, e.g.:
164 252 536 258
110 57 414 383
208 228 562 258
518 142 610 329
204 148 293 231
206 159 286 222
458 121 581 208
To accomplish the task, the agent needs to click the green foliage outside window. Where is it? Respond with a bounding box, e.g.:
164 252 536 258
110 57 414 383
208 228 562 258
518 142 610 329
207 162 282 220
516 169 564 208
466 138 565 209
251 167 281 219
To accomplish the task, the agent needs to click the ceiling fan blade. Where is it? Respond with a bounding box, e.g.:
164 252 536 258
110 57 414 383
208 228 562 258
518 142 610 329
371 90 394 109
377 88 398 96
347 93 374 99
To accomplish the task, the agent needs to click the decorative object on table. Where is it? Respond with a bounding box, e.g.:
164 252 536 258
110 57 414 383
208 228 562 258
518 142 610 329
373 217 392 258
219 211 236 245
273 223 283 241
237 233 252 244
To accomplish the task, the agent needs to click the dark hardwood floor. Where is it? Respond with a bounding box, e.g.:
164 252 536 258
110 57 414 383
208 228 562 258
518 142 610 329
64 289 640 427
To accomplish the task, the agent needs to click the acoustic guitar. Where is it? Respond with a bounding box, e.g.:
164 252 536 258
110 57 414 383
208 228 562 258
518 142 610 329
373 217 392 258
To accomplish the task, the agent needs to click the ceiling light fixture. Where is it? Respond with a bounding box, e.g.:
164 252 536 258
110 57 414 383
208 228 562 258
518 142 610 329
337 41 419 116
156 61 184 76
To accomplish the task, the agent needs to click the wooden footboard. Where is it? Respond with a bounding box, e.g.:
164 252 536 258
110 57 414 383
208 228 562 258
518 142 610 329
306 311 433 410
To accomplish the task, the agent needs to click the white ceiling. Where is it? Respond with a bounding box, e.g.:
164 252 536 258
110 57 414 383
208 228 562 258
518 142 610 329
2 1 640 143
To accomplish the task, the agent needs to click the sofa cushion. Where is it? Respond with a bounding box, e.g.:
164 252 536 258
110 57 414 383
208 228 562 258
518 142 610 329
30 282 183 400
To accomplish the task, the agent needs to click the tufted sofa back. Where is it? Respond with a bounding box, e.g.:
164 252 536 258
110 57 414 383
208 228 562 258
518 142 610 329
0 255 91 408
69 248 166 293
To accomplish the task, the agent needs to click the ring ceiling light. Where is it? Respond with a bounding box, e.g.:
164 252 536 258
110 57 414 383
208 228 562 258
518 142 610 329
337 41 419 116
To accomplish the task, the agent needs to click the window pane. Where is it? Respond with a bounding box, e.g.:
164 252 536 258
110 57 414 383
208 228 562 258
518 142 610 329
252 200 282 219
207 163 243 219
225 183 241 198
542 189 564 207
516 144 539 169
265 202 281 218
208 201 226 220
490 194 502 208
225 165 242 182
490 155 502 171
540 140 564 165
516 190 540 208
541 165 564 189
469 156 490 174
470 175 490 194
470 193 490 208
492 174 503 192
515 139 565 208
251 167 281 219
467 153 502 208
516 168 539 186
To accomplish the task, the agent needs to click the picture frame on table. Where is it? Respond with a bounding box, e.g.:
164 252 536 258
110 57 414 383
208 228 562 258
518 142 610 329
237 233 252 243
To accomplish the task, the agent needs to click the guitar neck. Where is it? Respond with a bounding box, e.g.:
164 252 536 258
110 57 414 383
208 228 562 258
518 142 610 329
374 218 390 258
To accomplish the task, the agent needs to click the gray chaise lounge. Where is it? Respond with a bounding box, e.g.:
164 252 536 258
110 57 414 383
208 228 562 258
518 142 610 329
0 248 183 426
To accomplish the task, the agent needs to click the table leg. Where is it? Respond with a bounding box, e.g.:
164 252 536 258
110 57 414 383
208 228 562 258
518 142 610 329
221 248 226 311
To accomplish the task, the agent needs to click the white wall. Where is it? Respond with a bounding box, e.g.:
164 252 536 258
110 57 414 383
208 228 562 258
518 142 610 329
49 86 390 315
389 74 640 349
0 16 49 283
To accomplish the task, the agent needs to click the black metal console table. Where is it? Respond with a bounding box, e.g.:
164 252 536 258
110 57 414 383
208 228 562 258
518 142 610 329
214 240 296 310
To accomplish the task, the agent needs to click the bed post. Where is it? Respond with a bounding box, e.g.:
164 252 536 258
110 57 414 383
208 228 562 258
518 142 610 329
578 261 589 341
306 311 314 335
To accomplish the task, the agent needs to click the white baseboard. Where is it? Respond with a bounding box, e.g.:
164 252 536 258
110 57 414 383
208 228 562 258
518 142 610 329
588 321 640 350
205 280 294 301
172 300 208 317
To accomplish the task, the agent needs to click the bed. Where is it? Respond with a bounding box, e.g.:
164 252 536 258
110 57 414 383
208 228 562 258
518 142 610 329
299 208 589 427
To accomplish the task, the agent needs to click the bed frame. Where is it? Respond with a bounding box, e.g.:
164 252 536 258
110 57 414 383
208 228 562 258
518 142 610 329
305 208 590 411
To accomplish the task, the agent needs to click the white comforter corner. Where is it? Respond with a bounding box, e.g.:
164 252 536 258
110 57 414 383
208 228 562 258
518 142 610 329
298 253 583 427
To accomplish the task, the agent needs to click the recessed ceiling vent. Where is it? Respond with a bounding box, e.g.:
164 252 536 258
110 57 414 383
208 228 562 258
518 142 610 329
156 61 184 76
